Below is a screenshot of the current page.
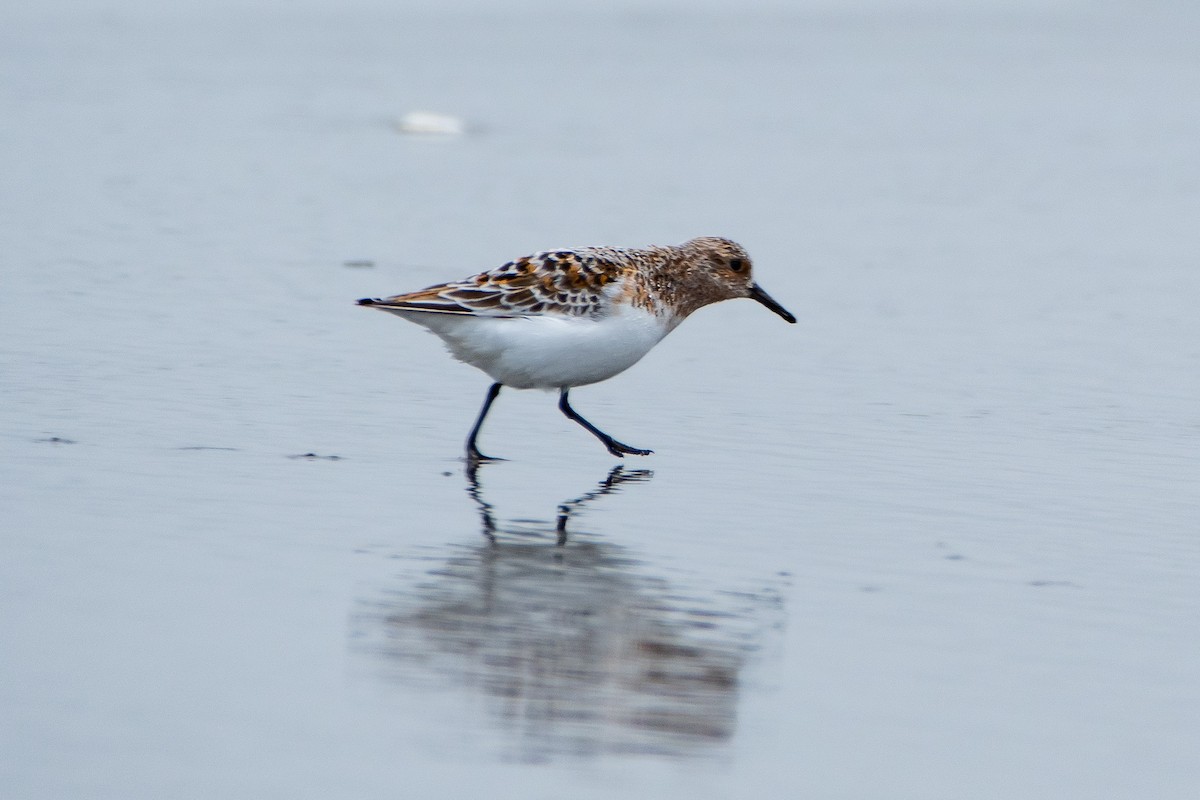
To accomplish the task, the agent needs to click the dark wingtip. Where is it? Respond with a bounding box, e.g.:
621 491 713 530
356 297 377 306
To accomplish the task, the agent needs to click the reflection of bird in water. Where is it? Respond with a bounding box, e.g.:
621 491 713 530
357 464 785 761
466 462 652 544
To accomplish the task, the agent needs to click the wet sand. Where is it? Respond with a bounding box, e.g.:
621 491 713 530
3 1 1198 798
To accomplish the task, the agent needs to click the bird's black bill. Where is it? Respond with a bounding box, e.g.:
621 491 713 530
749 283 796 323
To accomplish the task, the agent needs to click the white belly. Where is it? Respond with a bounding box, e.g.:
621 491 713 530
397 307 672 390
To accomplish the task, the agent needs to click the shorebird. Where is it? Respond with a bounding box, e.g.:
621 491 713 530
358 236 795 460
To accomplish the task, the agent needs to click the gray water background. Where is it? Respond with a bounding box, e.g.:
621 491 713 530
2 1 1198 797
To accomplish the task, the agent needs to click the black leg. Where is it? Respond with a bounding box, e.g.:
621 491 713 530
466 383 503 462
558 389 652 457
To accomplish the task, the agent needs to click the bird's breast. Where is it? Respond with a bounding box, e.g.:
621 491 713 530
434 308 671 389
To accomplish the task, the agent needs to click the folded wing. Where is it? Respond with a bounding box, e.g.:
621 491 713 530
358 249 624 319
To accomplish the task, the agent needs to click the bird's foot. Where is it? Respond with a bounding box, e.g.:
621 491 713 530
605 439 653 458
466 448 505 465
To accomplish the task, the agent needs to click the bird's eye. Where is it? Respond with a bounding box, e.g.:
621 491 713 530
729 258 745 273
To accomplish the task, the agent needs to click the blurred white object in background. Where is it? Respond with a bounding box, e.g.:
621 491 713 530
394 110 467 135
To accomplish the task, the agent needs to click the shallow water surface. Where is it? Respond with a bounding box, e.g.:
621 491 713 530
3 1 1199 798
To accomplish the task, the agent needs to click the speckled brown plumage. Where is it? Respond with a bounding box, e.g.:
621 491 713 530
358 237 770 325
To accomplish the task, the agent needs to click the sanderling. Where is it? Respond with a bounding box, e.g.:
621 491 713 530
358 236 795 461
